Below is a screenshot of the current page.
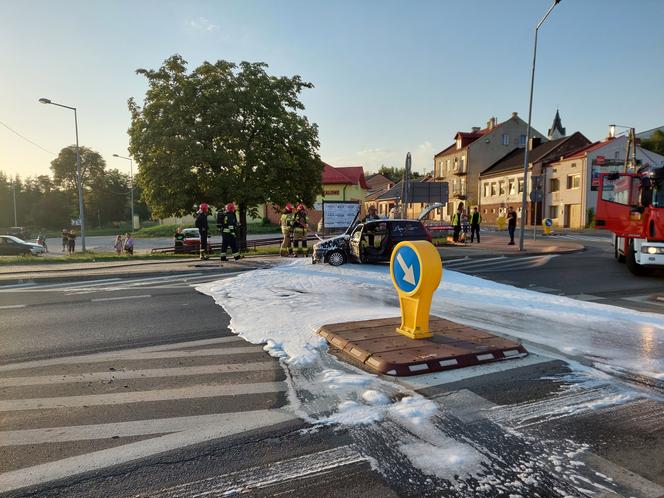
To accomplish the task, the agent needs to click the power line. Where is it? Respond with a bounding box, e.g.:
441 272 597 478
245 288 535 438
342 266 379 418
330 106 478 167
0 119 56 156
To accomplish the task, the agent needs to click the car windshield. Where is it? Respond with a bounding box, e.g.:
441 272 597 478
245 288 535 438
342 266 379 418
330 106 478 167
3 235 25 244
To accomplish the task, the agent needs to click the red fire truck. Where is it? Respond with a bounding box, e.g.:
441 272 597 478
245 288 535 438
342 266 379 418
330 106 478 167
595 167 664 275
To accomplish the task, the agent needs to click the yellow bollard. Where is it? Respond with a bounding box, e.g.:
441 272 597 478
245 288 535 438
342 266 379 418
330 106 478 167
389 240 442 339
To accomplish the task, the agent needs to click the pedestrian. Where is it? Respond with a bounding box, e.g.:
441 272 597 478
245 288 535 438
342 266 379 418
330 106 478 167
123 233 134 254
113 234 123 255
67 230 76 254
61 229 68 252
280 203 294 257
461 211 469 243
389 205 401 219
470 207 482 243
363 205 380 223
219 203 240 262
291 203 309 257
452 203 464 243
195 202 210 260
507 206 517 245
363 205 381 248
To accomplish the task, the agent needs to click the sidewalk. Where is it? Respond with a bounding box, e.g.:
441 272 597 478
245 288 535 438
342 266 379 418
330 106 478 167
0 255 280 283
439 232 584 257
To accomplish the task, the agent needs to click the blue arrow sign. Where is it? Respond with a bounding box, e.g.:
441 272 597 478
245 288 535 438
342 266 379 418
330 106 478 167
392 245 421 293
545 218 553 227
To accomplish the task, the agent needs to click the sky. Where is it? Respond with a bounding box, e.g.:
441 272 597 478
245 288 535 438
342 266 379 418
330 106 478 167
1 0 663 181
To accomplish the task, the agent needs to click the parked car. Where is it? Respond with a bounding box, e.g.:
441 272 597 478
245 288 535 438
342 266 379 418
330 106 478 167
0 235 45 256
312 219 432 266
174 228 203 252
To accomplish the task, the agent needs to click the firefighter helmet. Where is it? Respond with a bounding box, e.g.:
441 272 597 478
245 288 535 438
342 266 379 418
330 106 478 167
225 203 236 212
296 203 305 211
199 203 209 213
284 203 293 213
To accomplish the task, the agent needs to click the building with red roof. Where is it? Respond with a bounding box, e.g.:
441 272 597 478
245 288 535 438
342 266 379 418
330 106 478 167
433 112 546 221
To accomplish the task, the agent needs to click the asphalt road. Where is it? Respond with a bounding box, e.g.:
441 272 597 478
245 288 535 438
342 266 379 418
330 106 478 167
1 259 663 497
440 232 664 314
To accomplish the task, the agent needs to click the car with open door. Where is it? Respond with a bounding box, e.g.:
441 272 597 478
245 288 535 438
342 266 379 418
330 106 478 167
312 216 432 266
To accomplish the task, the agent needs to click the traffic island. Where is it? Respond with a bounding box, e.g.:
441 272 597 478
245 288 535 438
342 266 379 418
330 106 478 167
318 316 527 376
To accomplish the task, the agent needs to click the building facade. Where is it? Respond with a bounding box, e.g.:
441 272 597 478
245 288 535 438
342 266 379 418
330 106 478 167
544 134 664 228
433 112 546 221
479 132 591 225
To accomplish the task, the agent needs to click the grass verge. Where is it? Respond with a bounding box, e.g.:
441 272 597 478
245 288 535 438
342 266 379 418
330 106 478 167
0 252 196 266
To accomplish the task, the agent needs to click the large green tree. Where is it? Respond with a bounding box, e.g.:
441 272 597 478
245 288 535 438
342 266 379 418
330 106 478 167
128 55 323 247
50 145 106 190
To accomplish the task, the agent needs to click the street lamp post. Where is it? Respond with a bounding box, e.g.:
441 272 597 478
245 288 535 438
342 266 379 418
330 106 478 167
11 179 18 226
39 97 86 252
519 0 561 252
113 154 134 230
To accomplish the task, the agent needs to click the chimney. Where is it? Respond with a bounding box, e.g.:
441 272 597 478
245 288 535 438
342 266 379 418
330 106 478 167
529 137 541 150
511 111 518 118
471 126 480 133
608 124 616 139
487 117 497 130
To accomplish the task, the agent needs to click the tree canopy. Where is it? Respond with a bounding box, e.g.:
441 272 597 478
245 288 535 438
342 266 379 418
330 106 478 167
50 145 106 190
128 55 324 245
641 129 664 156
377 165 422 183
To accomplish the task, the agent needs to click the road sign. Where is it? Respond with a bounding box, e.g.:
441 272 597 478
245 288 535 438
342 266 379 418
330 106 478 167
529 189 543 202
390 240 442 339
543 218 553 235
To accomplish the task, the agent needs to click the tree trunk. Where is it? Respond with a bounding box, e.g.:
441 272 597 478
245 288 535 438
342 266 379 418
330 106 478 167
239 202 248 251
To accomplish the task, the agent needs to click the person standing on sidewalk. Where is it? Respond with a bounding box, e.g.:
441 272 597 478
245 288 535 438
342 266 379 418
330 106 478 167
113 234 123 255
67 230 76 254
280 203 294 257
470 207 481 243
61 229 68 252
452 203 464 243
195 203 210 260
507 206 517 245
219 203 240 262
124 233 134 255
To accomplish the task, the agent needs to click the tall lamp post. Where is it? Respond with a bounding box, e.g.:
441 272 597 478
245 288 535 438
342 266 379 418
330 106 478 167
519 0 562 251
112 154 135 230
39 97 86 251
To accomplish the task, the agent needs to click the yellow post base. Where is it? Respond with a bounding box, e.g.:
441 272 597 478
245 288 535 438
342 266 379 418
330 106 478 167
396 294 433 339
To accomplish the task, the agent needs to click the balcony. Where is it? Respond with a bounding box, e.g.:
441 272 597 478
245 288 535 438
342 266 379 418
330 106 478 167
452 188 467 200
453 164 467 176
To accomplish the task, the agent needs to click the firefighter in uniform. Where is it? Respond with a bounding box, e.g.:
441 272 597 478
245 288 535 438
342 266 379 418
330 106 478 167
291 204 309 256
195 203 210 260
220 202 241 261
280 203 294 257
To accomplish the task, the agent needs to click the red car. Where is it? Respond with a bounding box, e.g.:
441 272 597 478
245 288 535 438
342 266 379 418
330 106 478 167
173 228 202 253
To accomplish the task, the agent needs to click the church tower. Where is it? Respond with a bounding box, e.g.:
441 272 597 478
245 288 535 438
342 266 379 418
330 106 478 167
548 109 566 140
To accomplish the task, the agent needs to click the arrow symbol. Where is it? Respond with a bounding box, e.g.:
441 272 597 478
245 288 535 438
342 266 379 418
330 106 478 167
396 252 416 286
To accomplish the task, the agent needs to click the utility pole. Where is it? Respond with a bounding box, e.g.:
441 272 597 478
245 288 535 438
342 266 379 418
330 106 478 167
11 179 18 226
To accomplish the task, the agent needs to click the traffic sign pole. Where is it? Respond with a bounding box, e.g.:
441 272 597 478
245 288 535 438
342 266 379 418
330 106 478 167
390 240 442 339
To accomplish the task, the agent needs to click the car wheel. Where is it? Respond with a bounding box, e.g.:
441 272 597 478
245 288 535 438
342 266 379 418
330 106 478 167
327 250 346 266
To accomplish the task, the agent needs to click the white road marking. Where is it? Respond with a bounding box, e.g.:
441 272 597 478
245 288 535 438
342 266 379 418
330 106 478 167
567 294 607 302
152 445 366 497
445 255 506 268
0 409 295 493
0 381 287 411
0 346 266 374
90 294 152 302
0 336 252 373
0 277 123 292
0 304 26 310
0 409 286 446
0 362 279 387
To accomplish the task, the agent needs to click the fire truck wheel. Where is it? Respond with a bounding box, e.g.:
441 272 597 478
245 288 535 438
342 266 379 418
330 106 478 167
625 239 647 276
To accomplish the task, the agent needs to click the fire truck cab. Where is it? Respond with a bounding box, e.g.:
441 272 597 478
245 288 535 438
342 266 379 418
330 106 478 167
595 168 664 275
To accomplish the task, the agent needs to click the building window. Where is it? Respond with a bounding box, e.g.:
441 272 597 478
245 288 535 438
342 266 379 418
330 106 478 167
502 134 510 146
446 159 451 173
456 137 462 149
483 209 487 214
567 174 580 189
519 134 526 146
508 179 516 195
438 161 443 176
549 205 559 219
453 157 458 171
499 181 506 195
460 156 465 170
518 179 524 193
483 183 490 198
491 182 497 196
550 178 560 192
